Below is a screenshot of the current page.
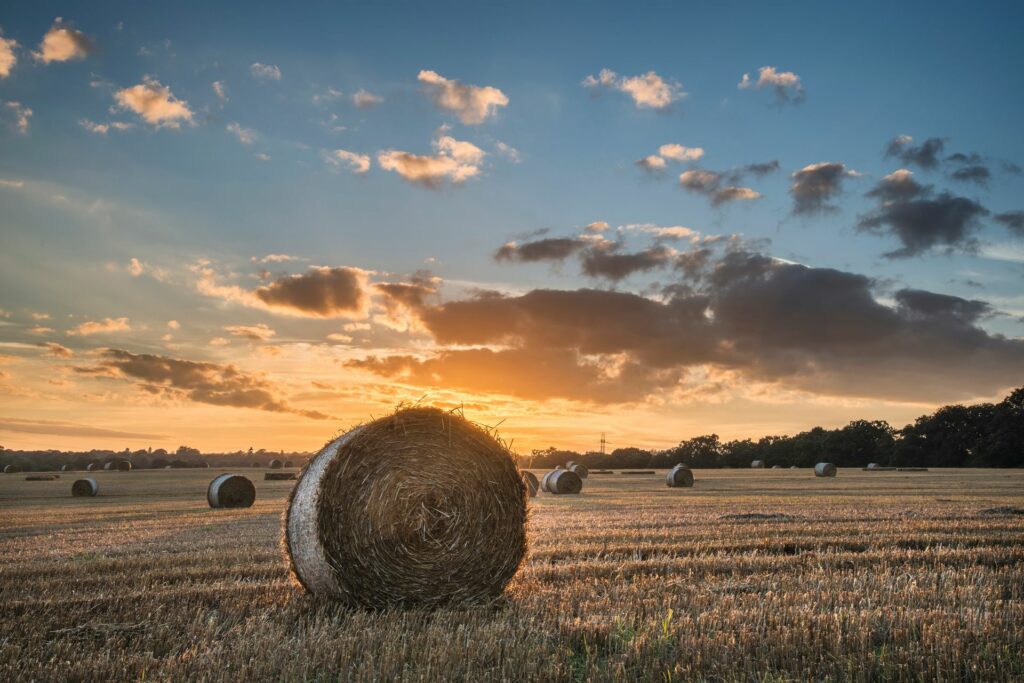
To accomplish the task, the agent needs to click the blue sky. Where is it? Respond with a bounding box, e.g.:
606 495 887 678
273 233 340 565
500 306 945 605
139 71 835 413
1 2 1022 451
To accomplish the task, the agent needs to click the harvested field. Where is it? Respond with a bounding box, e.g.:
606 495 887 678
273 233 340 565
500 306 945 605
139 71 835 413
1 468 1022 681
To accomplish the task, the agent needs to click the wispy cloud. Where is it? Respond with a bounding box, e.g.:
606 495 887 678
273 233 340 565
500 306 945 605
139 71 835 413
583 68 684 109
418 70 508 124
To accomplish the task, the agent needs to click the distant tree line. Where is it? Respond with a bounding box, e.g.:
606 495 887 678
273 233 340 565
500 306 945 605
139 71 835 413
525 386 1024 470
0 444 312 473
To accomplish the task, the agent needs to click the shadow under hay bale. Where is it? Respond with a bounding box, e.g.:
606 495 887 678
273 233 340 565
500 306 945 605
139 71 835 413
590 469 614 475
265 472 297 481
863 466 897 471
72 478 98 497
666 466 694 488
285 407 527 609
521 470 539 497
814 462 837 477
207 474 256 508
25 475 57 481
620 470 655 475
897 467 929 472
545 469 583 495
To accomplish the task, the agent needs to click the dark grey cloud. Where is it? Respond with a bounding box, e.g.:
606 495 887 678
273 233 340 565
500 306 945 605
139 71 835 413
789 162 856 214
351 250 1024 404
494 237 589 263
949 164 991 185
734 160 780 178
255 266 369 317
93 349 331 419
994 210 1024 237
679 169 762 207
859 171 989 257
886 136 945 169
580 244 674 281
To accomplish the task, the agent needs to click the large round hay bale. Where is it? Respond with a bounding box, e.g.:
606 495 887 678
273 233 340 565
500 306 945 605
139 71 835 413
540 470 555 493
546 469 583 495
104 459 132 472
568 463 589 479
521 470 539 497
666 466 694 488
72 478 99 497
751 460 766 469
814 462 837 477
207 474 256 508
3 464 20 474
285 407 527 608
269 459 283 469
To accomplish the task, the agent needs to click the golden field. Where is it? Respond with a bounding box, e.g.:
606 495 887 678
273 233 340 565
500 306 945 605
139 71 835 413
1 468 1022 682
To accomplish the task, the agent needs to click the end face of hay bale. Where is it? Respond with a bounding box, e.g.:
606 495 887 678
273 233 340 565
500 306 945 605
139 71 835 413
207 474 256 508
547 469 583 494
814 462 837 477
666 466 694 488
269 459 283 469
3 464 21 474
72 478 98 497
751 460 766 469
568 463 589 479
285 407 527 608
521 470 539 497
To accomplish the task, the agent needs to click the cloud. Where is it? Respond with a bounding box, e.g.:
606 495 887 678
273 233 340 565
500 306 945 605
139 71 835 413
582 68 683 109
585 221 610 233
226 122 255 145
29 326 55 335
224 324 276 341
621 224 698 240
374 271 441 329
679 170 761 207
67 317 131 336
495 141 520 163
34 19 93 63
377 134 486 188
0 417 164 440
949 165 991 185
885 135 945 170
636 154 667 173
417 70 508 124
495 237 589 263
738 66 804 104
212 80 228 102
0 33 17 77
79 119 134 134
38 342 73 357
251 266 371 318
250 62 281 81
789 162 858 214
4 101 32 134
128 257 144 276
994 211 1024 237
580 243 675 281
659 144 704 162
0 178 24 188
167 320 180 329
353 89 382 108
323 148 371 174
350 250 1024 404
859 170 989 257
252 253 303 264
93 349 330 419
114 77 193 128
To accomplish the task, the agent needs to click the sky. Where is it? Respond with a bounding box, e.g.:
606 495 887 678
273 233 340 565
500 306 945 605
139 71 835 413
1 1 1023 453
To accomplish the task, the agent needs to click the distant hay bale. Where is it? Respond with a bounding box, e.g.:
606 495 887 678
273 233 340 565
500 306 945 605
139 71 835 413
207 474 256 508
568 463 589 479
814 462 837 478
566 460 577 468
284 407 527 608
104 460 132 472
269 459 283 469
554 464 565 470
521 470 539 497
251 462 261 468
26 475 57 481
60 464 73 472
790 466 798 469
86 462 99 471
866 462 880 469
72 478 99 497
666 466 694 488
751 460 766 469
771 465 783 469
265 472 297 481
283 460 293 468
3 464 21 474
545 469 583 495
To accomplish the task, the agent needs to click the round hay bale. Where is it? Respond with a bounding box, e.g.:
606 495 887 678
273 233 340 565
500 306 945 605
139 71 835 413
269 459 283 469
72 478 99 497
285 407 527 608
284 460 293 468
521 470 539 497
3 464 20 474
60 464 73 472
568 463 589 479
86 462 98 471
104 459 132 472
866 462 879 469
751 460 766 469
814 462 837 478
771 465 783 469
566 460 577 468
540 470 555 493
546 469 583 495
207 474 256 508
554 464 565 470
666 466 694 488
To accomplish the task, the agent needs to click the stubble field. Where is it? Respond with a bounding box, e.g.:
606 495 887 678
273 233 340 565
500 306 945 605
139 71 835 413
1 468 1022 682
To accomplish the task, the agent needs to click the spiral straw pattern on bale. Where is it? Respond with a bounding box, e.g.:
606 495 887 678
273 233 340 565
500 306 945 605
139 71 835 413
545 469 583 495
666 466 694 488
72 478 98 497
207 474 256 508
285 407 528 609
521 470 539 497
814 462 837 477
